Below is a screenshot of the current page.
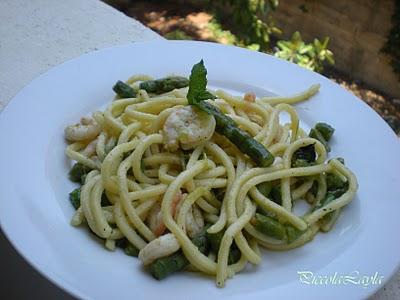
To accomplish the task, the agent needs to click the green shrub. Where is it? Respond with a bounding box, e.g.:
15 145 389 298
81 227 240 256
164 0 335 73
164 30 193 40
274 31 334 72
208 0 334 72
211 0 281 50
206 19 261 51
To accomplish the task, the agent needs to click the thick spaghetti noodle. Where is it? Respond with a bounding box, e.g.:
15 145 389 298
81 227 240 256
65 61 358 287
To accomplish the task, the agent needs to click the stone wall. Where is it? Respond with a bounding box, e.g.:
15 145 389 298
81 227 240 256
271 0 399 97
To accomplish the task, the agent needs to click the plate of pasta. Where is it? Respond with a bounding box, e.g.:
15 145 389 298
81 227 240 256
0 41 399 300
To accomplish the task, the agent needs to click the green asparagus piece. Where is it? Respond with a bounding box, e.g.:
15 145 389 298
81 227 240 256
313 175 348 211
256 207 274 217
255 181 282 206
257 182 272 198
69 163 92 183
115 237 140 256
228 248 241 264
293 144 316 162
292 159 311 168
180 150 191 166
269 185 282 205
314 173 347 224
252 213 287 240
113 80 137 98
80 174 87 185
201 101 275 167
292 122 335 154
115 238 128 248
206 230 241 264
140 159 146 172
319 210 335 227
286 225 304 243
150 251 189 280
315 122 335 141
291 144 316 167
314 191 336 211
326 173 347 192
309 180 318 197
139 76 189 94
324 165 349 200
256 186 282 209
309 128 331 152
206 230 224 254
328 185 348 199
150 227 209 280
187 60 275 167
212 188 225 201
101 192 111 207
124 244 140 257
69 187 81 210
191 228 209 254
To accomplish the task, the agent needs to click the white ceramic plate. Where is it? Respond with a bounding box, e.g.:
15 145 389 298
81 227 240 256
0 41 399 300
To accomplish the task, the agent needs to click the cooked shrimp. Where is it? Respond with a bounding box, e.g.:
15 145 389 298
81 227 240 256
138 233 180 265
244 92 256 103
243 92 263 125
148 203 164 236
81 138 98 157
65 117 101 142
192 204 204 229
185 205 204 238
148 191 183 237
163 106 216 151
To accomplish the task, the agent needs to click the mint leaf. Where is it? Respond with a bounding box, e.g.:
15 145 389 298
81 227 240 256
187 59 215 104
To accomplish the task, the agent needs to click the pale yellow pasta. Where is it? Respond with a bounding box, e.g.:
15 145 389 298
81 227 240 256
259 84 320 105
65 74 357 288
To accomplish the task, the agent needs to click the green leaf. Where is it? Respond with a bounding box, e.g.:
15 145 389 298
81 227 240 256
247 43 261 51
269 0 279 9
299 45 313 55
313 39 322 50
326 52 335 65
322 37 330 49
187 60 215 105
292 31 302 43
273 30 335 73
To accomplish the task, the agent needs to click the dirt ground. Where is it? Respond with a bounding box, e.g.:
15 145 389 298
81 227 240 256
107 0 400 135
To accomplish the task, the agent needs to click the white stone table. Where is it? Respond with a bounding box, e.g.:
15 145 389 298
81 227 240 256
0 0 398 299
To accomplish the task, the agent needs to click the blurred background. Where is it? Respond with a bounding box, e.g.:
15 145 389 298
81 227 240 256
105 0 400 135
